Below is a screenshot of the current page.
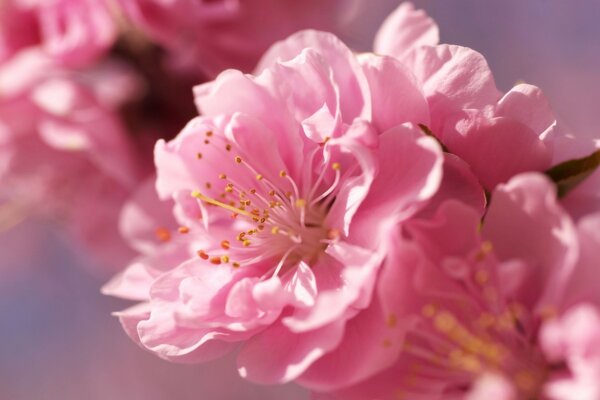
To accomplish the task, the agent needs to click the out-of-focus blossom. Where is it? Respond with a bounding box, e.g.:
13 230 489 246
1 0 362 269
115 0 361 77
317 173 600 399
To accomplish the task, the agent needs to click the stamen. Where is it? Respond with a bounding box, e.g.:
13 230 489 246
191 190 254 218
311 165 341 206
154 227 171 242
271 245 299 277
197 250 209 260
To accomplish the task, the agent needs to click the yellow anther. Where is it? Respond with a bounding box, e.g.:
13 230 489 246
295 198 307 208
279 170 287 177
220 240 230 250
386 313 398 328
242 239 251 247
515 371 537 392
271 226 280 235
234 156 242 164
327 228 340 240
218 173 227 179
154 227 171 242
225 185 233 193
332 162 341 170
422 304 437 318
221 255 230 263
256 174 263 180
191 191 254 218
197 250 209 260
475 269 489 285
475 241 494 261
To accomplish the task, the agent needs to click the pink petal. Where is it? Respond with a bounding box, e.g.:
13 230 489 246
404 44 501 132
482 173 579 310
356 124 443 228
414 153 486 220
255 30 371 121
282 241 381 333
374 2 439 60
496 83 556 136
237 319 346 384
446 112 552 189
297 297 402 391
360 54 430 131
118 177 177 254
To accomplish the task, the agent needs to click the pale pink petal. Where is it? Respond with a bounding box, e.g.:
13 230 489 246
496 83 556 136
297 297 402 391
355 124 443 229
466 374 518 400
282 241 381 333
237 319 346 384
360 53 430 131
255 30 371 121
541 304 600 400
557 213 600 308
404 44 501 131
119 177 177 254
446 112 552 189
482 173 579 310
374 2 439 59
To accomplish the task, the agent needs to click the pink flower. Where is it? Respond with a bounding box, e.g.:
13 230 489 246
376 3 562 191
115 0 362 77
104 24 452 388
0 0 191 267
317 173 600 399
0 0 117 67
0 57 142 267
96 1 600 394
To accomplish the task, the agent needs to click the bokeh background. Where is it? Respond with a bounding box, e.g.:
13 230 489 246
2 1 599 399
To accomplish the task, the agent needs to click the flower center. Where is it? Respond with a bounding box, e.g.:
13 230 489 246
190 131 341 276
395 243 548 399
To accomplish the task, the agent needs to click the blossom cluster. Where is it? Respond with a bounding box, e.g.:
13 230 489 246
3 1 600 399
0 0 355 269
